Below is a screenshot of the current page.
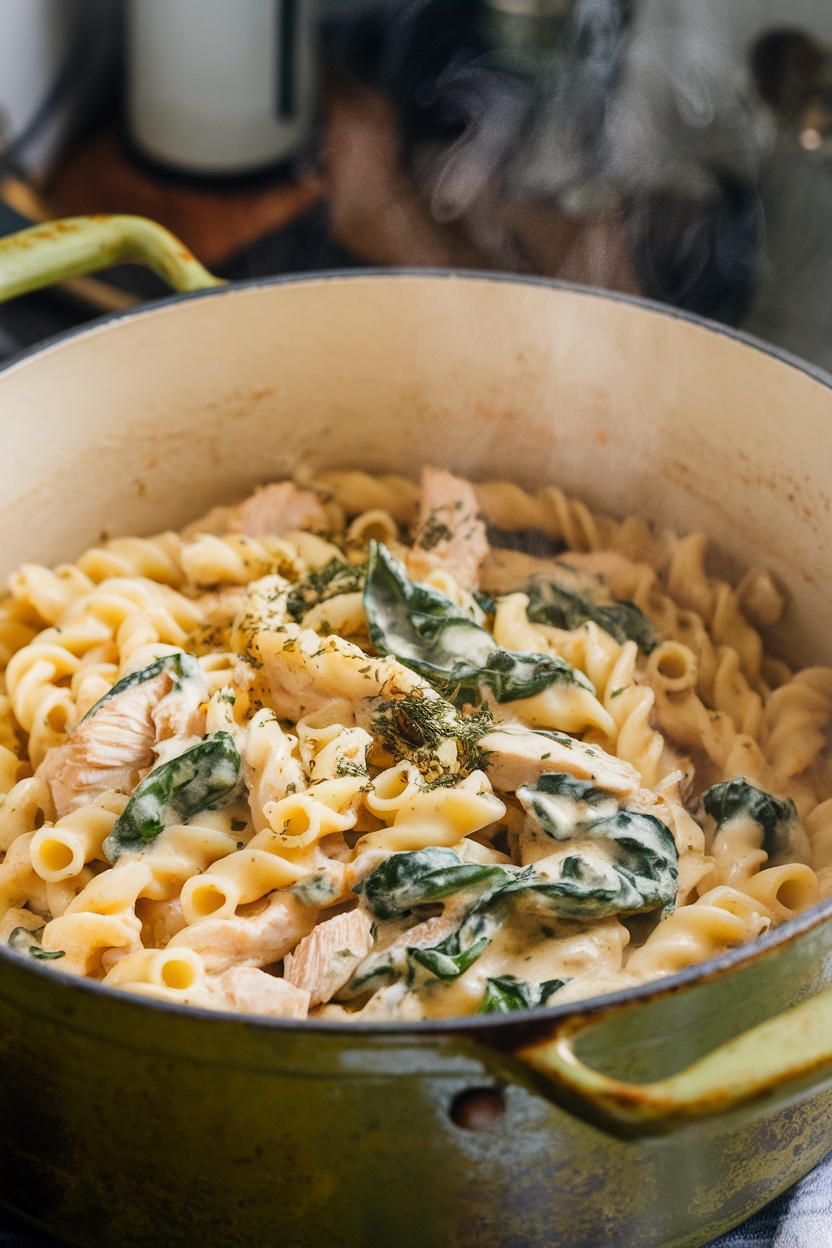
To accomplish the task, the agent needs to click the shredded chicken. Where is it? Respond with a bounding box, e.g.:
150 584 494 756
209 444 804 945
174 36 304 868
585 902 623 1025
481 728 641 795
232 482 329 538
284 908 374 1006
207 966 310 1019
406 467 488 591
152 685 205 743
168 889 320 974
136 898 188 948
39 669 204 818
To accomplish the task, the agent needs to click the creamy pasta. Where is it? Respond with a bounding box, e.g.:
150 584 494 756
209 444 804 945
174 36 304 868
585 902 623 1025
0 467 827 1021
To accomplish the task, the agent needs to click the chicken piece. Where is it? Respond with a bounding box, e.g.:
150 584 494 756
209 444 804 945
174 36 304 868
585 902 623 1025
136 897 188 948
38 664 207 818
151 683 206 743
481 728 641 796
406 468 488 591
255 627 426 722
284 908 374 1006
39 672 163 818
207 966 310 1019
232 482 329 538
169 889 319 973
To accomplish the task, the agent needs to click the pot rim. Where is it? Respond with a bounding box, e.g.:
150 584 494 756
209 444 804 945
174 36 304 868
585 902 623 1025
3 889 830 1037
1 266 831 1037
3 266 832 394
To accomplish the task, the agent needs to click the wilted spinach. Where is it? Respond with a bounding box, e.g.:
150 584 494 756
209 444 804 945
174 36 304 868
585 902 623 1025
352 798 677 997
477 975 567 1014
516 774 678 918
409 934 491 980
103 731 242 862
703 778 810 866
7 925 65 961
363 541 592 704
355 847 514 921
526 572 655 653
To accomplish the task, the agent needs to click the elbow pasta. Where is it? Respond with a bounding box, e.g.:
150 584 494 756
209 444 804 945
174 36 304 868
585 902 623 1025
0 468 828 1022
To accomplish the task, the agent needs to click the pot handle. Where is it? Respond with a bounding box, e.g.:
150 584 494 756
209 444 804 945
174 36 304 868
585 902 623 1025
515 982 832 1139
0 214 223 304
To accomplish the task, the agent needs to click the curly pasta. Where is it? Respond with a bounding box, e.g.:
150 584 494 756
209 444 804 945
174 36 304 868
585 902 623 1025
626 886 772 978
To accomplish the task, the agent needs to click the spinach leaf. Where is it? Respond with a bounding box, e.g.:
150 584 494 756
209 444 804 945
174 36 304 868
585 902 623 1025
359 788 676 942
353 795 676 1002
364 541 592 704
477 975 567 1014
520 772 619 838
526 573 655 653
472 649 592 705
364 540 491 672
409 934 491 980
703 779 810 866
8 925 65 961
285 558 366 623
515 775 678 917
103 731 241 862
81 651 203 723
355 847 515 921
473 590 497 617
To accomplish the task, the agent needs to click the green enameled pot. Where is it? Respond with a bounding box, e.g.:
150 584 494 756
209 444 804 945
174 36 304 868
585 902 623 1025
1 217 832 1247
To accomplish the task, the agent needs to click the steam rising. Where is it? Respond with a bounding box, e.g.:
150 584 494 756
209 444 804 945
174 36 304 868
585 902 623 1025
335 0 774 322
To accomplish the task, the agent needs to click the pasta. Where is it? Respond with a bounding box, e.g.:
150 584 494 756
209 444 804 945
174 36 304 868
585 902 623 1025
0 467 828 1022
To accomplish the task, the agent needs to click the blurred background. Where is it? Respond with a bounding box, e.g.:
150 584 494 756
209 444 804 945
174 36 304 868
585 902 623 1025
2 0 832 371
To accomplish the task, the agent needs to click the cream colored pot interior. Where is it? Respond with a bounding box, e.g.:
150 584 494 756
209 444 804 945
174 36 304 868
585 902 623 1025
0 274 829 664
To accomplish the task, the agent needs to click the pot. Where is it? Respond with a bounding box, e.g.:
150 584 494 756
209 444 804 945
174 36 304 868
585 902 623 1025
2 216 832 1248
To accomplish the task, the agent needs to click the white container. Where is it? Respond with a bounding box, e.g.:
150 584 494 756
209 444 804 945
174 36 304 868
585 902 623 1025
125 0 317 176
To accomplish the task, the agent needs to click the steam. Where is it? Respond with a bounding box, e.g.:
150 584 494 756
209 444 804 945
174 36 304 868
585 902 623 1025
604 16 772 191
330 0 777 320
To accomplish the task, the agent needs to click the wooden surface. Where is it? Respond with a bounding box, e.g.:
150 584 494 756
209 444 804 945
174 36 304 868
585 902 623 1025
45 124 324 267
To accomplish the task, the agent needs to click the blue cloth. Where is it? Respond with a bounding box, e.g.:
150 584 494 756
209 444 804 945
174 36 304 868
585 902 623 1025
1 1155 830 1246
709 1154 832 1248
